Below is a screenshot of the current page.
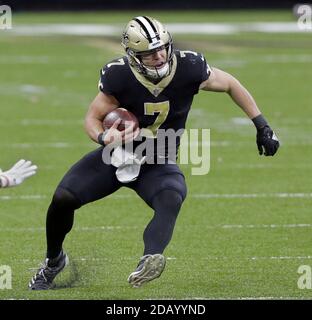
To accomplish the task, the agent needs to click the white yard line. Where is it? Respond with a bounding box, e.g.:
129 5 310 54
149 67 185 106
2 140 312 148
3 142 94 148
221 223 312 229
1 141 228 148
202 256 312 261
64 255 312 261
19 255 312 264
1 192 312 201
1 223 312 233
7 22 312 36
19 119 84 126
0 195 47 200
192 193 312 199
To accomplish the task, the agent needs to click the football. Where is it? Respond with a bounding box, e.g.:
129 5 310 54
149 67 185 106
103 108 139 131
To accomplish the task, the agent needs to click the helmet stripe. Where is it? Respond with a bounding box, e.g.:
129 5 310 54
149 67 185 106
135 16 157 43
134 18 152 43
143 16 160 40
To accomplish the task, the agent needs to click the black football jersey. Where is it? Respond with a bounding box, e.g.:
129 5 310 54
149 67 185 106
98 50 211 159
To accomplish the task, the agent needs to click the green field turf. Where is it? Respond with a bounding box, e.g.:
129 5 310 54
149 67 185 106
0 10 312 300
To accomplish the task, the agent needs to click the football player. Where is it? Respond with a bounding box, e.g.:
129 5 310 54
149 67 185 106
0 159 37 188
29 16 279 290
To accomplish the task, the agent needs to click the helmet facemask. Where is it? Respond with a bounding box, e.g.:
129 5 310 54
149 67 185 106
128 41 173 80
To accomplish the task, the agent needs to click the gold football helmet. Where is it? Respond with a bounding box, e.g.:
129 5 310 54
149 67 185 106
121 16 173 80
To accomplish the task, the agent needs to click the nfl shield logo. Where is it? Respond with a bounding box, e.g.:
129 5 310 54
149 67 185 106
153 88 160 96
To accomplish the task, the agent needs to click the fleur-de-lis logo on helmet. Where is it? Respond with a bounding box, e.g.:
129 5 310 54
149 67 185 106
122 32 130 47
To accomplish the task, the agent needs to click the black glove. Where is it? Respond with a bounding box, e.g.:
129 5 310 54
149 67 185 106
256 125 279 156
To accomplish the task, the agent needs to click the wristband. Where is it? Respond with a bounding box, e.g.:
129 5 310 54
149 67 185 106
252 114 268 130
97 131 108 146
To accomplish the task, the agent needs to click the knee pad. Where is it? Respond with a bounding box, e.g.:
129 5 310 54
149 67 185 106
50 187 81 211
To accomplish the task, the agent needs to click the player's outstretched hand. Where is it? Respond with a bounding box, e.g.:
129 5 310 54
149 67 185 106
0 159 38 188
256 125 280 156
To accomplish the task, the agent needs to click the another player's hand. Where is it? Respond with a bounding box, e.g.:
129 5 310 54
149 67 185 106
0 159 38 188
104 119 140 146
256 125 280 156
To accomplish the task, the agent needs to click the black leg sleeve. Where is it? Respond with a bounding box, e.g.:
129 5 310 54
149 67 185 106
143 189 183 255
46 187 81 259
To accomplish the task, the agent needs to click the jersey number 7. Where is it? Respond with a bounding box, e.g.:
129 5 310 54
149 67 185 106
141 101 170 138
